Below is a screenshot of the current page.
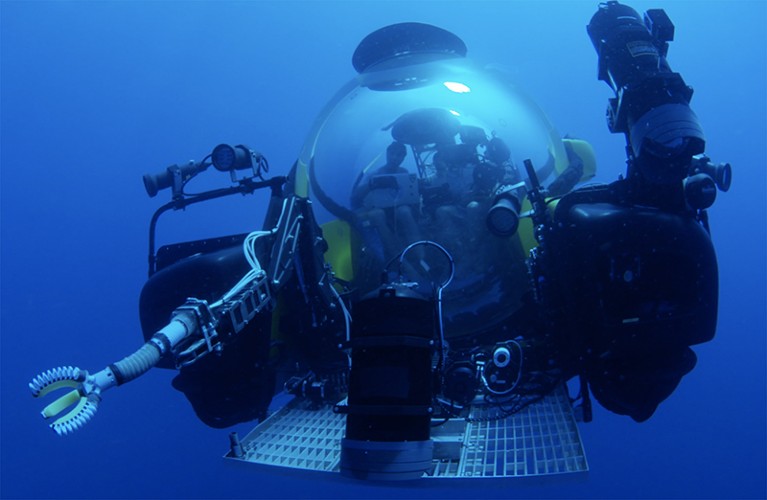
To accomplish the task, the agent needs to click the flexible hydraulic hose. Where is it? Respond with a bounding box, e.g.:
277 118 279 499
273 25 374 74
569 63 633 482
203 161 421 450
111 342 162 385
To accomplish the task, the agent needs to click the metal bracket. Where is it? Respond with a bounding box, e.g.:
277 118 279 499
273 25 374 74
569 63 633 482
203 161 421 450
270 197 304 288
173 273 274 368
219 272 273 337
173 298 220 368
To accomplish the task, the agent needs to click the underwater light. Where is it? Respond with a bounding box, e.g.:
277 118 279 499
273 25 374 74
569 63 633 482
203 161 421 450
487 185 522 237
443 81 470 93
211 144 253 172
486 197 520 237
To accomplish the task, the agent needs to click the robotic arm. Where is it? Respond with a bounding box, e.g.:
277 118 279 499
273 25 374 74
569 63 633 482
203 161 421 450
29 145 329 434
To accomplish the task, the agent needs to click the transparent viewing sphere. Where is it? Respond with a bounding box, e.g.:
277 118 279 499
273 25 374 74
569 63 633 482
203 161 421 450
298 24 566 338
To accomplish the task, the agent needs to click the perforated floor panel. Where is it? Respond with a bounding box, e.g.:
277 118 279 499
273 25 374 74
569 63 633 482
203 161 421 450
225 385 588 479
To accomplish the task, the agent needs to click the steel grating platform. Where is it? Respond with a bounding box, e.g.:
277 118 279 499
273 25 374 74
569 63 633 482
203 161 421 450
225 384 587 479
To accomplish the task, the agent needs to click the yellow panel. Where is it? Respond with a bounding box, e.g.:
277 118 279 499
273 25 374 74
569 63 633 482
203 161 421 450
321 219 354 282
563 138 597 181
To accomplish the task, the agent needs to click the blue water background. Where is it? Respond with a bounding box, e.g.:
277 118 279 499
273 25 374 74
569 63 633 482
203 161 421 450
2 1 765 498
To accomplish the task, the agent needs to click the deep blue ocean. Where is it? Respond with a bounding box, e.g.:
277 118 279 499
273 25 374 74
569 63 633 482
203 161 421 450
2 1 765 498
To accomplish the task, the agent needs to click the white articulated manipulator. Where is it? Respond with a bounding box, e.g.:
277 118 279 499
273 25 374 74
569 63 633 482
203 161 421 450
29 196 295 436
29 310 199 435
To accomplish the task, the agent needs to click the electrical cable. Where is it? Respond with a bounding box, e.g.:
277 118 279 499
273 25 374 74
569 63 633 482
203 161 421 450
396 240 455 372
210 198 290 310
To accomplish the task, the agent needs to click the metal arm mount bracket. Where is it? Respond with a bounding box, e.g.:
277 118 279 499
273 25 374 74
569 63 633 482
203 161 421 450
173 299 218 368
270 197 304 287
174 272 273 368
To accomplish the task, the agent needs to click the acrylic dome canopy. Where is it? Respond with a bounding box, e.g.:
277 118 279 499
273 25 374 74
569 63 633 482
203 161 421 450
298 23 568 337
300 23 566 220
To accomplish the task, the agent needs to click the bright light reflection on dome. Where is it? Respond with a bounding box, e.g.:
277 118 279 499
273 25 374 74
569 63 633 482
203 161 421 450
443 81 471 93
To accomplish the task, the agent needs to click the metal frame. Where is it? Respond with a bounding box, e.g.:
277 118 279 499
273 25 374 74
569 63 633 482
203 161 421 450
225 384 588 480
